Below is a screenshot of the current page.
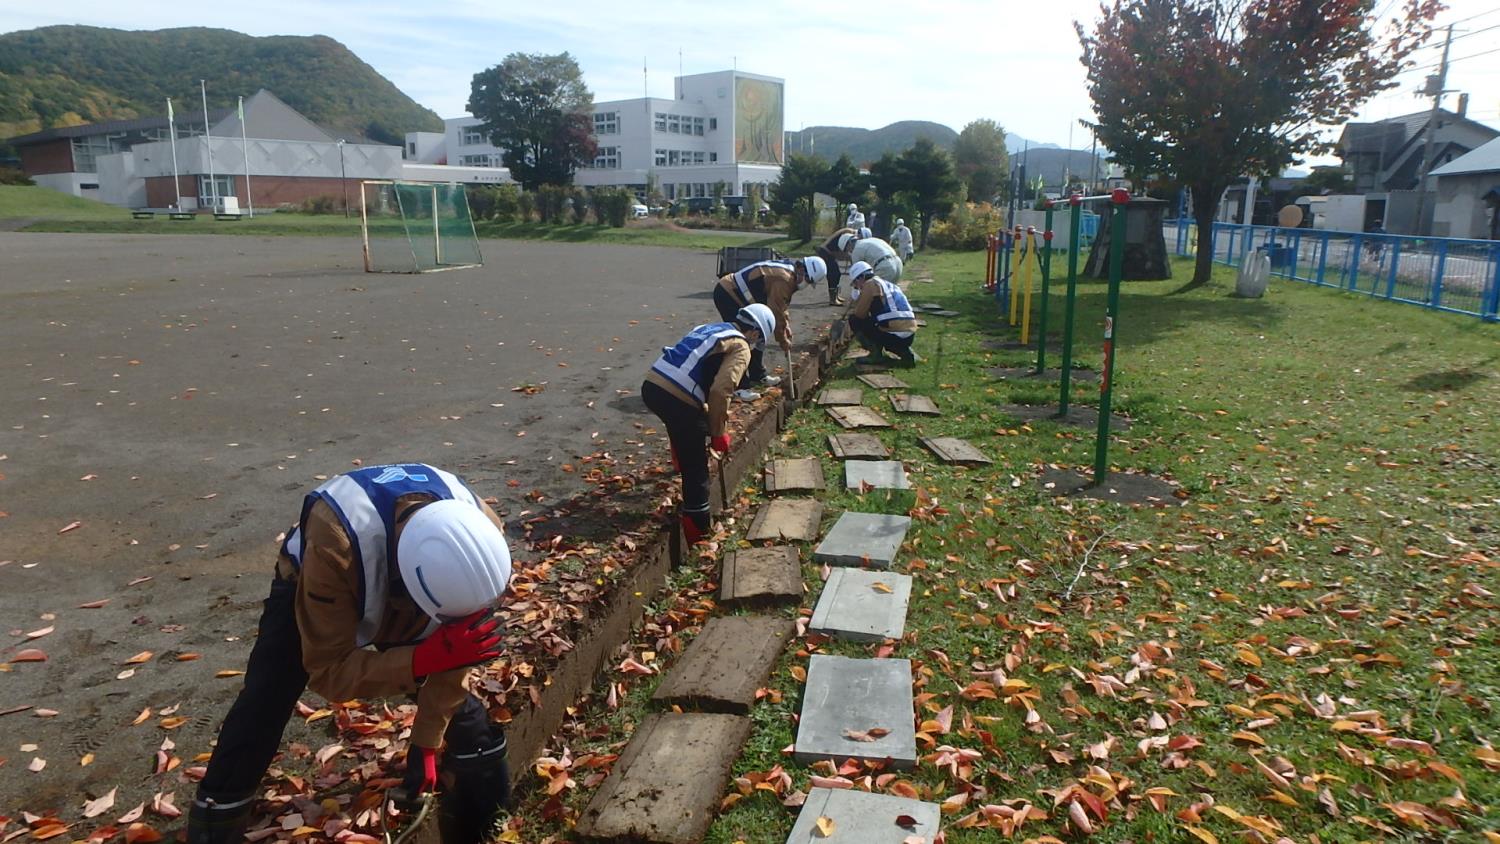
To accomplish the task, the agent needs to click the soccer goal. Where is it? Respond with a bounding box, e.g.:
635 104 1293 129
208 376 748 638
360 181 483 273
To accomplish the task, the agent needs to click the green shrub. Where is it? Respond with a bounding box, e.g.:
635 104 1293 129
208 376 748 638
592 187 631 227
786 197 815 243
534 184 570 223
571 187 590 224
467 186 499 220
297 194 340 214
490 185 520 222
517 190 536 222
927 202 1006 250
0 166 35 186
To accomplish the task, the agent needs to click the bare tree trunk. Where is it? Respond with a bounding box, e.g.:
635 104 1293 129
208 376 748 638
1185 181 1223 288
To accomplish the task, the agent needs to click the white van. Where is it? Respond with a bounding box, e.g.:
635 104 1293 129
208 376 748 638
631 203 649 219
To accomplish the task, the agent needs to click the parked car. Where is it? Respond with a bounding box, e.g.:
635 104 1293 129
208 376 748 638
631 203 649 218
670 197 717 216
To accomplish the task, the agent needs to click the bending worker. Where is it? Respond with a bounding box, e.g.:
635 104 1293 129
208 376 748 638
643 304 776 544
847 261 920 367
189 463 513 844
851 232 905 285
814 228 858 305
713 256 828 400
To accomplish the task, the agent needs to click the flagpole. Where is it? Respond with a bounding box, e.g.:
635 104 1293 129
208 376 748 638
201 79 217 213
167 97 181 210
239 95 254 217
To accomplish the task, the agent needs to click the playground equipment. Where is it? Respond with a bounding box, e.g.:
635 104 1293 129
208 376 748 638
1006 226 1048 346
984 229 1013 301
1011 189 1132 487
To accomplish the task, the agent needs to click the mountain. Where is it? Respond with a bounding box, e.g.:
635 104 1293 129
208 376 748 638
1013 148 1109 189
0 26 441 144
1006 133 1058 153
783 121 959 166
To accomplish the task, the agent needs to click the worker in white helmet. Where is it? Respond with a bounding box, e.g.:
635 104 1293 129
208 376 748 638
189 464 514 844
713 256 827 397
847 261 920 367
845 202 865 232
642 304 774 544
851 232 905 285
814 228 859 305
892 218 914 260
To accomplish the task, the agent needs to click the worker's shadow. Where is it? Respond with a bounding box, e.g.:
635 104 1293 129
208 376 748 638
608 394 649 414
1401 355 1496 393
678 289 715 300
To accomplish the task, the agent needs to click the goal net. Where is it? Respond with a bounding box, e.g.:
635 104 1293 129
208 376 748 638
360 181 483 273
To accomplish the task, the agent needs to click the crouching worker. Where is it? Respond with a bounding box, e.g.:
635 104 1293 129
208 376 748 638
189 463 513 844
713 256 828 400
847 261 920 367
814 229 858 305
643 304 776 543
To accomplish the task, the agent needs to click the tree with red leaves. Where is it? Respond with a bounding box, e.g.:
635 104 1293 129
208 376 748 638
1077 0 1441 286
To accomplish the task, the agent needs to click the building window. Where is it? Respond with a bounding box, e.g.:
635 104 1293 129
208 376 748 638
667 150 680 165
461 126 487 146
667 114 682 134
691 117 705 136
70 132 128 174
592 146 620 169
197 174 235 203
408 141 417 157
655 149 667 166
709 152 718 163
594 111 619 134
654 113 667 132
709 118 717 130
460 153 499 167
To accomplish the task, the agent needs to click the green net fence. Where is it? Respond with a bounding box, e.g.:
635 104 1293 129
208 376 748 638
361 182 483 272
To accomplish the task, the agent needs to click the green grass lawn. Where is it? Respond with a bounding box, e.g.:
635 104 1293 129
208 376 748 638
502 252 1500 843
0 185 800 253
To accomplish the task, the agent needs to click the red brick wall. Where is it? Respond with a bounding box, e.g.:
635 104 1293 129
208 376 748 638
143 175 359 211
19 140 74 175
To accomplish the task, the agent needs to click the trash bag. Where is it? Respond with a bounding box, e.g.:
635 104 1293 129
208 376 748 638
1235 253 1270 298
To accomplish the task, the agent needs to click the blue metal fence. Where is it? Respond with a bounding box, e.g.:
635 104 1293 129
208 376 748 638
1165 221 1500 321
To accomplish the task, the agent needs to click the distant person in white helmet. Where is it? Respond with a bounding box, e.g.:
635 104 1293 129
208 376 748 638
643 304 774 544
189 464 514 844
845 202 865 232
713 256 827 396
814 228 859 305
892 218 914 260
846 261 920 367
851 231 904 285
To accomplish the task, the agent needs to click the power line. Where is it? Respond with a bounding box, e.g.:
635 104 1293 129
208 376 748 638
1407 44 1500 72
1441 7 1500 26
1414 21 1500 49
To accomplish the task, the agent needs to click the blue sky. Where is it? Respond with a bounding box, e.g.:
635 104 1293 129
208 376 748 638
3 0 1497 157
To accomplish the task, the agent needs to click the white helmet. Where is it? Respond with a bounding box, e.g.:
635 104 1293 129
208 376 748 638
848 261 876 282
735 303 776 350
848 203 858 211
801 255 828 284
896 218 905 226
836 232 857 252
859 227 872 239
398 499 512 621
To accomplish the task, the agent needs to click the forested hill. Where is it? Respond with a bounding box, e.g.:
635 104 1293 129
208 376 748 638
784 121 960 166
0 26 442 143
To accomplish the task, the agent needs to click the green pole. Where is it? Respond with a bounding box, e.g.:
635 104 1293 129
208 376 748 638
1057 196 1083 416
1092 190 1130 486
1035 203 1056 374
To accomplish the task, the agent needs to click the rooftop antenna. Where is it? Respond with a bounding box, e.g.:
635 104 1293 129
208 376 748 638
643 56 648 99
679 47 683 80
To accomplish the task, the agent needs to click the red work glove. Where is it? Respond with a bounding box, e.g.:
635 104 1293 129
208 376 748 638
411 610 501 678
401 746 439 798
710 434 731 455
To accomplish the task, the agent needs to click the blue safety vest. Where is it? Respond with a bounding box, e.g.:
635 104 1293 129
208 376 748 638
651 322 745 403
281 463 481 647
873 279 916 328
730 259 795 304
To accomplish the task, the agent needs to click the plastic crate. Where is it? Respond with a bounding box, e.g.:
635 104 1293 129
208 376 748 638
716 246 782 277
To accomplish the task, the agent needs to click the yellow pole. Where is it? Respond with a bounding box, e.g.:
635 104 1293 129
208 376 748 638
1008 226 1024 325
1020 227 1037 345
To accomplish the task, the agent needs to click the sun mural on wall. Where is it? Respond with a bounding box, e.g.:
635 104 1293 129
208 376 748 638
735 77 784 165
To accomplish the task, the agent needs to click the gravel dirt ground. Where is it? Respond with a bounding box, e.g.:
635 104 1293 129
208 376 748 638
0 232 828 819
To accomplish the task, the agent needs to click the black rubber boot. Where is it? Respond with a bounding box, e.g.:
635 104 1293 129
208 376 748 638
438 743 511 844
187 793 255 844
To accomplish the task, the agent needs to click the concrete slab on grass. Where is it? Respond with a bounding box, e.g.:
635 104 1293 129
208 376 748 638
787 788 942 844
920 436 992 465
794 655 916 769
652 616 794 713
813 512 911 569
809 568 912 642
845 460 910 490
764 457 825 493
857 373 909 390
816 388 864 406
746 499 825 542
828 432 890 459
720 546 802 607
889 394 940 415
826 405 892 429
576 712 751 843
928 310 961 317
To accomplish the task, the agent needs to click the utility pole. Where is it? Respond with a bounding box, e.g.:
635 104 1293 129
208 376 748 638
1413 23 1453 236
